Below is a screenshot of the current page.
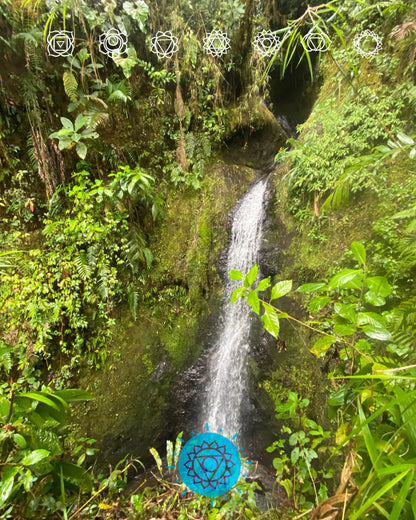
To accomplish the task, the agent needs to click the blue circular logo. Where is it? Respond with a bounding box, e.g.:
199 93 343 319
178 432 241 497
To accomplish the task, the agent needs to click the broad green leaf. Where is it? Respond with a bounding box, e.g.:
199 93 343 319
244 265 258 287
57 139 72 150
334 323 355 336
362 324 391 341
56 128 73 136
311 335 336 357
13 433 27 449
74 114 88 132
365 276 392 297
60 116 74 131
296 282 327 293
21 449 50 466
261 303 280 339
256 277 271 291
76 142 87 160
247 290 260 315
357 312 387 328
17 391 60 411
54 389 93 402
351 241 366 265
329 269 363 289
0 475 14 507
270 280 292 301
328 386 348 407
308 296 331 313
334 303 356 322
364 291 385 306
229 270 244 281
231 286 246 304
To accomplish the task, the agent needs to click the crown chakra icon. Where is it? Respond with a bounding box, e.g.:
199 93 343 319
203 30 230 57
151 31 179 59
353 30 382 59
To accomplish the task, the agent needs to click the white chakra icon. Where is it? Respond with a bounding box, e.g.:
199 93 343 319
47 31 74 57
253 30 280 57
203 30 230 57
99 28 128 58
353 30 382 59
151 31 179 59
302 31 332 52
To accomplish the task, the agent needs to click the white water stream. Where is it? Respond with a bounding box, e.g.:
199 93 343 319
205 177 269 437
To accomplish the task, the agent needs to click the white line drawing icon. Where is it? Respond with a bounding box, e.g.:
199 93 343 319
301 31 332 52
203 29 230 57
353 30 382 58
47 31 74 57
253 30 280 57
150 31 179 59
99 28 128 58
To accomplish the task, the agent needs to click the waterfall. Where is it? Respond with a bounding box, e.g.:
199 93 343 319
204 176 269 438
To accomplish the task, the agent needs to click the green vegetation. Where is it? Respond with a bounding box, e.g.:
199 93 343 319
231 241 416 517
1 0 416 518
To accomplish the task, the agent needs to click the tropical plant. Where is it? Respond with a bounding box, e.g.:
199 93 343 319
49 115 99 160
230 241 416 518
0 385 93 519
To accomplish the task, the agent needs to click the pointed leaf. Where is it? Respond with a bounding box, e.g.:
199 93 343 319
76 142 87 160
54 389 94 402
247 290 260 315
60 116 74 130
311 335 337 357
231 286 246 304
351 242 366 265
74 114 88 132
365 276 391 297
21 449 50 466
256 277 271 291
244 265 258 287
364 291 385 306
261 303 280 339
329 269 363 289
229 270 244 281
271 280 292 301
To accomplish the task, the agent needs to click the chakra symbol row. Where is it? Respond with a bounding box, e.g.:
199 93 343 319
47 28 383 60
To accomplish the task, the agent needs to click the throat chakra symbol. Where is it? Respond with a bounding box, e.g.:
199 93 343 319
353 30 382 59
179 432 241 497
253 30 280 57
203 30 230 57
151 31 179 59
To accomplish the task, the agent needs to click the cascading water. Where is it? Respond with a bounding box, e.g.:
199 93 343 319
204 176 269 438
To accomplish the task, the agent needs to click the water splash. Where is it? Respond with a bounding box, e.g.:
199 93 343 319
205 177 269 437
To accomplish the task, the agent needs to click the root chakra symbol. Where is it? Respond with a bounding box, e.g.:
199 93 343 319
178 432 241 497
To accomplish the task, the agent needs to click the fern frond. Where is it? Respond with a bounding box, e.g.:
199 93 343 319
63 71 78 103
74 251 92 280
